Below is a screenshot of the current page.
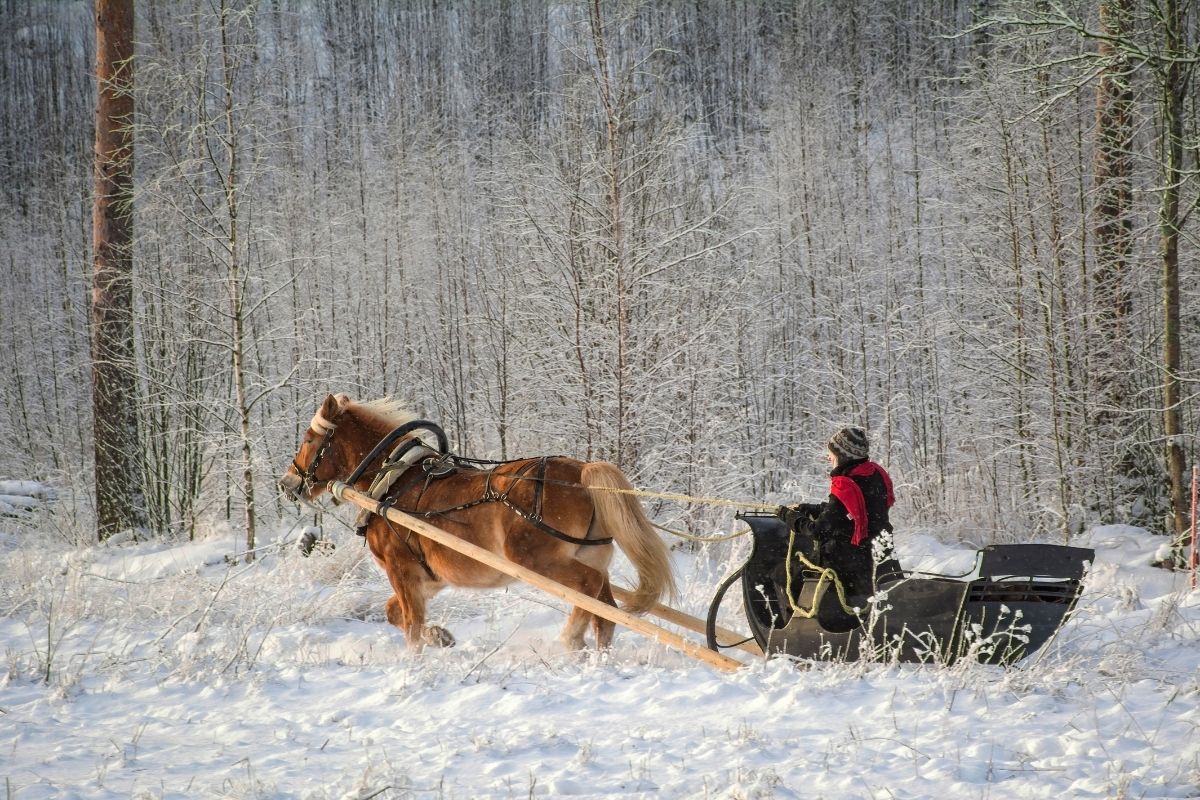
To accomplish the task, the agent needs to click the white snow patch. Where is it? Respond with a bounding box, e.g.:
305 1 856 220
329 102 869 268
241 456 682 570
0 480 56 517
0 480 56 500
1 520 1198 799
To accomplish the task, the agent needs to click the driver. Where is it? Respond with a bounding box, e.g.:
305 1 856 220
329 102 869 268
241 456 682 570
778 426 895 598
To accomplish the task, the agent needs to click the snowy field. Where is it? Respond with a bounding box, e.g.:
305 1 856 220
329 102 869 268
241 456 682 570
2 487 1199 799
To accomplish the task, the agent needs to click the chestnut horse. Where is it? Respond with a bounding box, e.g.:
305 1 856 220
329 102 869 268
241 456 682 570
279 394 676 651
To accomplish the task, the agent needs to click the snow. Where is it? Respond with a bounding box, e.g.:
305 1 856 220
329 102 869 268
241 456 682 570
0 481 56 500
2 513 1198 799
0 480 54 517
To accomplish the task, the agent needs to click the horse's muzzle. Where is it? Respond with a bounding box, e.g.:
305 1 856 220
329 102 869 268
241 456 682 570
279 473 303 500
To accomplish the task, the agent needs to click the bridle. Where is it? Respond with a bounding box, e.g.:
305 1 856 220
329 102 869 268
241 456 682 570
291 423 338 495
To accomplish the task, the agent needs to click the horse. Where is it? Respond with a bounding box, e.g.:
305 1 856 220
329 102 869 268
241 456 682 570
279 394 676 651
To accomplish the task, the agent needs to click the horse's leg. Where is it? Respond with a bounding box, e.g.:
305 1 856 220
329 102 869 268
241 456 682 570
384 593 413 636
369 522 455 651
383 581 426 652
575 525 616 651
533 530 617 650
530 558 609 651
419 580 455 648
381 566 454 651
591 577 616 649
561 607 590 651
384 582 455 650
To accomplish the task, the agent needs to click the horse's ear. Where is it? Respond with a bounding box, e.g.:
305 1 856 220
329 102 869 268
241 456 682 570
320 393 345 419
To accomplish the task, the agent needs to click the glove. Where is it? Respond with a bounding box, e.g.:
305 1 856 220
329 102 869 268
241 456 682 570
775 504 801 528
796 502 822 519
778 502 821 529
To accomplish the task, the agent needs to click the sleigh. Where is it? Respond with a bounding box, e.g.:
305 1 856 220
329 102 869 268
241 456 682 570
705 514 1093 665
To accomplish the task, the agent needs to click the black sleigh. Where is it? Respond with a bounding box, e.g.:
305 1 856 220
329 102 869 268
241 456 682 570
706 514 1094 665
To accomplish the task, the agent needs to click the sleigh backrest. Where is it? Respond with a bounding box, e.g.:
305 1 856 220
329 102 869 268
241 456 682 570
975 544 1094 581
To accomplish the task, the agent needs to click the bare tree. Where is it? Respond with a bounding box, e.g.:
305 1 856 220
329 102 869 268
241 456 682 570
1090 0 1152 519
135 0 308 555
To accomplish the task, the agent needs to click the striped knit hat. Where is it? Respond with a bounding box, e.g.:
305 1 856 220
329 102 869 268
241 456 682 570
828 426 869 461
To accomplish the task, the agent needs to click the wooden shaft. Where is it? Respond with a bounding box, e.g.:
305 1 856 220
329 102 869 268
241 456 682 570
612 587 764 658
332 482 744 672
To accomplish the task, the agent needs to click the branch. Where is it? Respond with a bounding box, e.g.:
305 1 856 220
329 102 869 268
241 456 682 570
245 362 300 414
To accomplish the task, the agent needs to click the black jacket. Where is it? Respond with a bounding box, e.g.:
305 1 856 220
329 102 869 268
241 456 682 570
793 458 893 597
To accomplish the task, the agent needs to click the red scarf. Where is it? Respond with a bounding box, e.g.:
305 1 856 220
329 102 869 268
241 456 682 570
828 461 894 546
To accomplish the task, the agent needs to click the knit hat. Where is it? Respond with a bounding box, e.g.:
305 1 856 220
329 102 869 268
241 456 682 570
828 426 869 461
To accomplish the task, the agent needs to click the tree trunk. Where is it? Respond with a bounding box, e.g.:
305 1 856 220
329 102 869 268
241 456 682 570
589 0 631 469
218 0 258 563
1092 0 1133 332
1092 0 1139 508
1159 0 1187 541
91 0 145 540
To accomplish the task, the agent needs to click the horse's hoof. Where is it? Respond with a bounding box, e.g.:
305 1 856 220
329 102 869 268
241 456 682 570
425 625 456 648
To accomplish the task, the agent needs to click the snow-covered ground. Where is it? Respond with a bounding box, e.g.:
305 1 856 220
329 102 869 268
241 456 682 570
2 493 1198 799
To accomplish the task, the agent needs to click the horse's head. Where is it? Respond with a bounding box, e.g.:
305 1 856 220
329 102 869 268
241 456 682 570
279 393 351 502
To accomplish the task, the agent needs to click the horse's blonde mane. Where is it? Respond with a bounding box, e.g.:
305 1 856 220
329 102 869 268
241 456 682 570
351 396 420 429
309 395 419 435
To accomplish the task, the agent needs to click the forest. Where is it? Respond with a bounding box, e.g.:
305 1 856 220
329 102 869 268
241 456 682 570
2 0 1198 548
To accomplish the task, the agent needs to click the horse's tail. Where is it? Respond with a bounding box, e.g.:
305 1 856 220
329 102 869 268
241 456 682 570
581 462 677 614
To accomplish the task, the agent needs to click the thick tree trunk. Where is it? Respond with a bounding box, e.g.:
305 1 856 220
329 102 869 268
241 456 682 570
91 0 145 540
1093 0 1133 326
1092 0 1139 510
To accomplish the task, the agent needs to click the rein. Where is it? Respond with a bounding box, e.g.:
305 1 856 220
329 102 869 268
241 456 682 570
649 521 752 542
417 451 777 513
435 456 776 513
373 456 766 546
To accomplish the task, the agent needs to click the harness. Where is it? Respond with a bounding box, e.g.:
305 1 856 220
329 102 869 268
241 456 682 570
301 420 610 550
291 425 338 495
364 454 611 548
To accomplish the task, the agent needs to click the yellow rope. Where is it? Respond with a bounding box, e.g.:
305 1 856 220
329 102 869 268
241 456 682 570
354 459 771 540
444 464 778 512
649 521 752 542
782 528 860 618
596 486 778 511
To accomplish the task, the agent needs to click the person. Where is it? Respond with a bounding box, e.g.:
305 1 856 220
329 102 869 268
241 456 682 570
778 426 895 599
